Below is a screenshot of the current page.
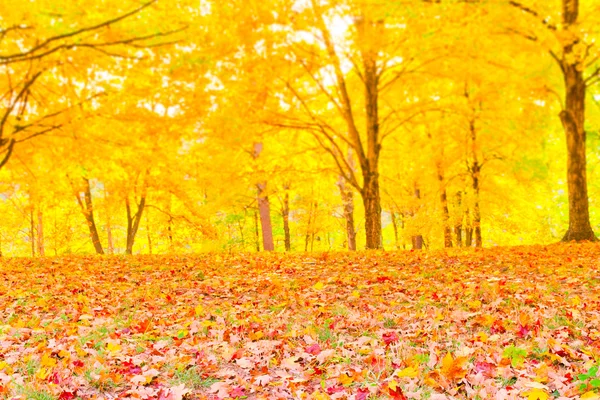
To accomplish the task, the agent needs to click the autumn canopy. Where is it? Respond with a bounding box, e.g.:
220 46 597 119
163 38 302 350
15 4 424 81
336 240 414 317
0 0 599 254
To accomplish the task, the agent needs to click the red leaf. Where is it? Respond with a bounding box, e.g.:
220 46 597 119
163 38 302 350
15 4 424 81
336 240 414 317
305 343 322 355
58 391 77 400
355 388 369 400
389 385 408 400
383 331 399 346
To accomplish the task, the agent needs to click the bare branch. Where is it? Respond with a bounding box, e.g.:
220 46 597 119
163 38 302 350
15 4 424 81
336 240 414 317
0 139 15 169
0 1 158 62
508 1 557 31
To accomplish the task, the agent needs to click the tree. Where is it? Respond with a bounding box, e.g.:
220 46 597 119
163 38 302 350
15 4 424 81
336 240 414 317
508 0 600 241
0 0 184 171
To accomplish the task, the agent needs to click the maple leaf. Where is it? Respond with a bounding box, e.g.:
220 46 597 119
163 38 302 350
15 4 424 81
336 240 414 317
305 343 322 355
523 388 549 400
382 331 399 346
388 380 408 400
58 391 77 400
355 387 370 400
440 353 468 381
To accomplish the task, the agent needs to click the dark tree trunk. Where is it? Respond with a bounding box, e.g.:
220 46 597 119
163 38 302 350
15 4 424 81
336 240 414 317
559 1 597 241
436 162 453 248
361 172 382 249
146 212 152 255
454 191 463 247
125 194 146 255
469 119 483 248
75 178 104 255
282 188 291 251
465 207 473 248
337 176 357 250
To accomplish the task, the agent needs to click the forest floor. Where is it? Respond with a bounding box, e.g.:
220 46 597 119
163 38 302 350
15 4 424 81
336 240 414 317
0 244 599 400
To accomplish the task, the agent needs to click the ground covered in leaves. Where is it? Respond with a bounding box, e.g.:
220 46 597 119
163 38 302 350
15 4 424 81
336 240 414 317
0 244 599 400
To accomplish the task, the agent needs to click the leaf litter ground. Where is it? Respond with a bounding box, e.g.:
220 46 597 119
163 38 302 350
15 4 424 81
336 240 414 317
0 244 599 399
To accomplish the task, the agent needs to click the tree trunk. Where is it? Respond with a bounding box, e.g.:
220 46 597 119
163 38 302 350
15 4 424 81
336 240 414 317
254 209 260 252
105 188 114 255
559 1 597 241
411 187 423 250
391 211 400 250
472 164 483 248
125 194 146 255
37 208 45 256
436 163 452 248
75 178 104 254
30 206 35 257
465 207 473 247
282 189 291 251
257 182 274 251
469 119 483 248
253 142 275 251
146 212 152 255
361 172 382 249
337 176 357 250
454 191 463 247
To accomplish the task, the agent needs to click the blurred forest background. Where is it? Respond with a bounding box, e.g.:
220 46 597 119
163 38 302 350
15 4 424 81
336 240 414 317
1 0 599 255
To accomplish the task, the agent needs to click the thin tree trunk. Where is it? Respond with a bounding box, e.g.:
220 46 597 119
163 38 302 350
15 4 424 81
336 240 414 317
559 0 597 241
125 194 146 255
361 172 382 249
253 142 274 251
305 200 313 252
146 212 152 255
104 188 113 255
455 191 463 247
30 206 35 257
465 207 473 247
469 119 483 248
254 209 260 252
391 211 399 250
282 188 291 251
411 187 423 250
74 178 104 254
436 162 452 248
337 176 357 250
37 208 45 256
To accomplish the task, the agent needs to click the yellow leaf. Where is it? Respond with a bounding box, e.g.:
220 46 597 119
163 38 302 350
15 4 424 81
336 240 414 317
396 366 419 378
475 331 488 343
311 390 330 400
338 373 354 386
523 388 549 400
106 342 122 353
41 353 57 368
351 290 360 298
570 296 581 306
36 367 50 380
467 300 482 310
249 330 264 341
58 349 71 360
534 363 549 383
581 392 600 400
388 379 398 391
195 304 204 316
314 282 324 290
